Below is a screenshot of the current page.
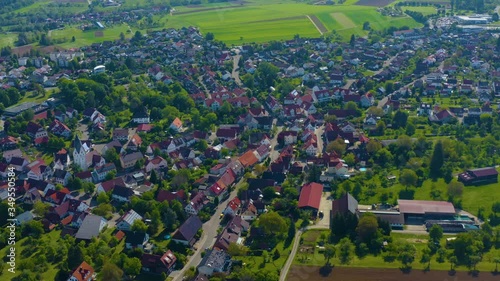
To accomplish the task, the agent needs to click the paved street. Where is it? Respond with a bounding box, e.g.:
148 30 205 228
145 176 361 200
269 122 283 162
231 50 242 86
170 182 240 281
314 124 324 155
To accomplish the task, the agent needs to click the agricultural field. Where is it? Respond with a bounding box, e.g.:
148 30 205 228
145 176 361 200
165 1 422 44
400 5 438 15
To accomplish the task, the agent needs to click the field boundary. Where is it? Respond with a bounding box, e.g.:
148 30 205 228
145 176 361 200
246 15 305 24
307 15 327 35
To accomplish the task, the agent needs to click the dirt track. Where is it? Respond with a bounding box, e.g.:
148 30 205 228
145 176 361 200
288 266 500 281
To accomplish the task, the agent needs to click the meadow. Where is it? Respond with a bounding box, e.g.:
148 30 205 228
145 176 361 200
400 5 438 16
50 24 133 48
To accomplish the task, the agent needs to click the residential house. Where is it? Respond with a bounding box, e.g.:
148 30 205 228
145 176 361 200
132 108 150 124
331 192 358 216
67 261 95 281
185 192 208 215
125 232 150 250
48 120 72 138
120 152 144 169
112 185 135 202
223 197 241 216
127 134 142 151
172 216 203 246
145 156 168 174
91 163 117 183
53 169 72 185
170 117 183 132
197 249 231 277
113 128 129 142
141 250 177 275
116 209 143 231
75 215 107 240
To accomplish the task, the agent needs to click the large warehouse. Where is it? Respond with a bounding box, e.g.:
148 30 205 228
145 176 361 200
398 199 456 223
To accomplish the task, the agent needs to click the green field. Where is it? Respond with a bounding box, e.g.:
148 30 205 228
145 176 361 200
50 24 133 48
164 2 421 44
400 5 437 16
0 33 18 49
0 0 422 48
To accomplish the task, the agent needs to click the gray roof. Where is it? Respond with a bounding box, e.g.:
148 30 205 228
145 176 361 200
120 209 142 226
75 214 107 240
121 152 144 163
173 216 202 242
15 211 34 224
74 135 83 153
198 249 229 271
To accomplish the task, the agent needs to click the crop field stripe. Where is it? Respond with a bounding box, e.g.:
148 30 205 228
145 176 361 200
307 15 328 34
245 15 306 24
331 12 357 29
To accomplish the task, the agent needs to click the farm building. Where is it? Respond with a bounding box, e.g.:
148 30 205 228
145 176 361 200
94 65 106 74
458 167 498 186
331 192 358 216
398 199 456 224
298 182 323 216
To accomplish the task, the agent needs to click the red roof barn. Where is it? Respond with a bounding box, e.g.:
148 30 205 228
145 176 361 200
298 182 323 215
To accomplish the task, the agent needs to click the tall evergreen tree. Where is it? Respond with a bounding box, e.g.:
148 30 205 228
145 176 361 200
429 141 444 179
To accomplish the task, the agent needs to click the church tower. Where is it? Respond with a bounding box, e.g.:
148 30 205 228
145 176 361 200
73 135 87 170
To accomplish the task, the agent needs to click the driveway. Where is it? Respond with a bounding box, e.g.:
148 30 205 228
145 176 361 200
269 122 283 162
316 192 331 229
76 123 89 140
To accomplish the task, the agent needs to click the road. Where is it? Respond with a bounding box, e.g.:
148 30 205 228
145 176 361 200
314 125 324 156
170 182 240 281
269 122 283 162
231 51 242 86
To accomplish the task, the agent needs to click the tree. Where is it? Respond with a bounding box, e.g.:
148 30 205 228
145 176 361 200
131 220 148 233
83 182 95 194
429 141 444 179
397 242 417 269
420 247 432 270
436 248 446 264
448 255 457 271
447 181 464 201
227 243 248 256
405 122 416 136
97 192 110 204
356 213 379 245
100 262 123 281
323 244 336 265
259 212 288 237
493 257 500 272
150 170 158 184
350 34 355 46
205 32 215 41
32 201 50 217
429 224 443 244
123 257 141 277
326 138 346 155
399 169 418 191
338 238 354 265
392 110 409 129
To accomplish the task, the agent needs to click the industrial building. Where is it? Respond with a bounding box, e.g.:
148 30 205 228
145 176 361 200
455 15 492 25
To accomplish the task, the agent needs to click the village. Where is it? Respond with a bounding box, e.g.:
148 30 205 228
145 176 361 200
0 14 500 281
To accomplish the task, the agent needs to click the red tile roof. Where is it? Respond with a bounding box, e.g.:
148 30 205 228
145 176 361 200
298 182 323 210
238 150 258 168
70 261 94 281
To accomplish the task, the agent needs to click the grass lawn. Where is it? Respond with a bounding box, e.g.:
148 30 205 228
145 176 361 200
400 6 437 16
294 230 500 272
